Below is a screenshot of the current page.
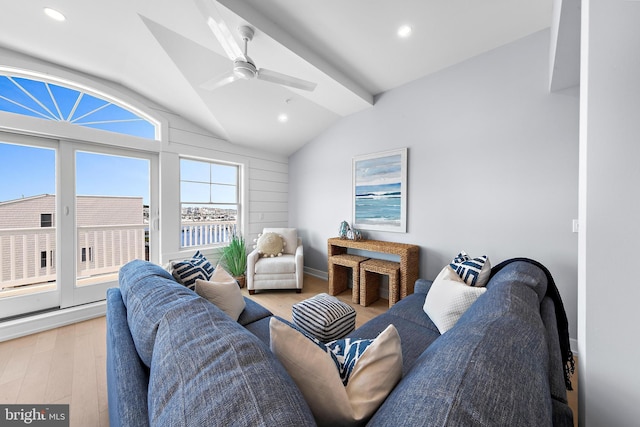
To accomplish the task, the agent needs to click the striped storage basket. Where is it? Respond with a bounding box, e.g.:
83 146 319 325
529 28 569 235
292 293 356 342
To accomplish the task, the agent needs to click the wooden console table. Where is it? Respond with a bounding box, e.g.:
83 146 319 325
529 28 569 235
327 238 420 300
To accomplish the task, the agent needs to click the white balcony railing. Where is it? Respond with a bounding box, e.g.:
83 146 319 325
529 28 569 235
0 224 147 292
0 227 56 289
0 221 236 294
77 224 147 278
181 221 237 248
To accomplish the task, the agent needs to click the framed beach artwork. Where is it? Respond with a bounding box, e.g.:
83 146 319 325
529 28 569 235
352 148 407 233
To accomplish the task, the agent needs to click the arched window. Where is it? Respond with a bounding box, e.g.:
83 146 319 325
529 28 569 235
0 72 159 140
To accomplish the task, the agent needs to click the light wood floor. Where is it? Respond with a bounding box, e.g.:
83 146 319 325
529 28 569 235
0 274 578 427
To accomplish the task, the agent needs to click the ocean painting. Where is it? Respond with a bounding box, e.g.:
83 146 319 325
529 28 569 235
353 148 407 232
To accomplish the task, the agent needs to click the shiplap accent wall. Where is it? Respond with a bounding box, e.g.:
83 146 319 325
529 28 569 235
151 108 290 263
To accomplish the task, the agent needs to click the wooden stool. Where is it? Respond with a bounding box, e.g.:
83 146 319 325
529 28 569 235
328 254 370 304
360 259 401 307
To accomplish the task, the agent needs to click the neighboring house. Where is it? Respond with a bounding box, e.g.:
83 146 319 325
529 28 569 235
0 194 145 288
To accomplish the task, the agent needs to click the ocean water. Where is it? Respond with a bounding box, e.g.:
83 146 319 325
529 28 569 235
355 183 401 225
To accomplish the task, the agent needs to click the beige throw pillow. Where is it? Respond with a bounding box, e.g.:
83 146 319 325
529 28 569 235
423 266 486 334
269 317 402 426
195 266 245 321
255 232 284 257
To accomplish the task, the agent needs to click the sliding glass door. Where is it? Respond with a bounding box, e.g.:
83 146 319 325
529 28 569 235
0 134 59 319
0 133 157 318
69 148 152 306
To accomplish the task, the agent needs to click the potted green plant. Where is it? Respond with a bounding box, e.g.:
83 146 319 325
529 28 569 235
221 232 248 288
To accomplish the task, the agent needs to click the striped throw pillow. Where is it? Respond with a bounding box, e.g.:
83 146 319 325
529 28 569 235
171 250 214 289
449 251 491 287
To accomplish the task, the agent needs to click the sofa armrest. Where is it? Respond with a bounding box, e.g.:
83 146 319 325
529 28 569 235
106 288 150 427
414 279 433 295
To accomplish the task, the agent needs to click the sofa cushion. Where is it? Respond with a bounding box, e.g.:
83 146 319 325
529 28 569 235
270 317 402 426
149 298 315 427
449 251 491 287
349 292 440 375
237 297 272 327
171 250 215 289
368 262 552 427
119 260 199 367
195 266 245 321
423 266 486 333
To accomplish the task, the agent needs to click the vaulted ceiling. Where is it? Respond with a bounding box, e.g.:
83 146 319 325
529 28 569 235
0 0 554 156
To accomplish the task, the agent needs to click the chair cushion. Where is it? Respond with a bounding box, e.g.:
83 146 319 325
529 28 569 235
255 254 296 274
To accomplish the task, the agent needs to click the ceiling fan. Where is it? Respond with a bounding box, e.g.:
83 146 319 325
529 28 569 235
195 0 317 92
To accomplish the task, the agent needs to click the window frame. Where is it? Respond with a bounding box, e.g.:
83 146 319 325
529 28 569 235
0 69 161 141
179 157 241 249
40 213 53 228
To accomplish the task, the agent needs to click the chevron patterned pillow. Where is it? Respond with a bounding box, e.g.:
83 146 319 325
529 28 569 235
449 251 491 287
171 250 214 289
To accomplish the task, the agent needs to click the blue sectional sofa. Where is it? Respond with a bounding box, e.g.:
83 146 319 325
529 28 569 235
107 259 573 426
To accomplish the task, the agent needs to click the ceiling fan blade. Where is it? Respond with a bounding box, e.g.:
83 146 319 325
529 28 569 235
200 70 238 91
257 68 317 92
194 0 243 60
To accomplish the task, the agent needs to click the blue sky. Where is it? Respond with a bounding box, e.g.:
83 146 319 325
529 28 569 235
0 142 150 204
0 73 155 205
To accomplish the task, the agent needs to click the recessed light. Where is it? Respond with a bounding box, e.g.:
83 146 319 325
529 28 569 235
277 113 288 123
397 25 412 38
44 7 66 22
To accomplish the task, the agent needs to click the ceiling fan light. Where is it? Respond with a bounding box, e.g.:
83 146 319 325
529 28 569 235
233 60 257 79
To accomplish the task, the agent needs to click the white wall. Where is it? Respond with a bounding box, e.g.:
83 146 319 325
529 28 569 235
289 29 580 340
578 0 640 424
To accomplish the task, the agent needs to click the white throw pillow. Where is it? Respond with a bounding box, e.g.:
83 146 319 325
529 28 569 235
269 317 402 426
195 266 245 321
423 266 487 334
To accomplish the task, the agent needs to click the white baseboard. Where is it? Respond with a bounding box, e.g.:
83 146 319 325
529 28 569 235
570 338 579 356
0 301 106 342
304 266 327 281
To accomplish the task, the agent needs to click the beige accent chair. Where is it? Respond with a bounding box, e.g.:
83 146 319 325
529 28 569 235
247 228 303 295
